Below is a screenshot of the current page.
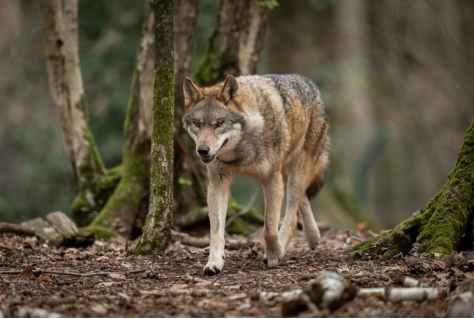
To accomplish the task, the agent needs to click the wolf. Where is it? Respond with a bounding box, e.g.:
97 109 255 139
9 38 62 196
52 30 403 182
182 74 329 276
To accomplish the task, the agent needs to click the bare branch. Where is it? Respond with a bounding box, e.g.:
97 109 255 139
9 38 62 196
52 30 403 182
0 222 35 237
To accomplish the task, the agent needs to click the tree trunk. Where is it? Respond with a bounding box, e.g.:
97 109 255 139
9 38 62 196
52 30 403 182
354 118 474 257
135 0 174 254
85 9 155 239
172 0 208 227
194 0 269 86
38 0 109 227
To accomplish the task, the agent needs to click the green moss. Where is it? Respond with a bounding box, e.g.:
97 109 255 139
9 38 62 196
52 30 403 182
82 225 121 240
88 139 149 232
134 67 174 255
71 165 122 226
226 198 264 235
354 119 474 258
87 51 152 237
194 28 234 87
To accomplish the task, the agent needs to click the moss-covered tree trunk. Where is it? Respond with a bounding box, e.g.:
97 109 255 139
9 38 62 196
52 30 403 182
355 118 474 257
85 9 155 239
135 0 174 254
194 0 269 86
38 0 110 226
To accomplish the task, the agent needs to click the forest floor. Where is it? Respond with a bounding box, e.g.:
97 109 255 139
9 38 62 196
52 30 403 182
1 223 473 318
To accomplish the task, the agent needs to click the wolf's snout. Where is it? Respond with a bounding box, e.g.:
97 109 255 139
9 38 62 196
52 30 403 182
197 145 210 156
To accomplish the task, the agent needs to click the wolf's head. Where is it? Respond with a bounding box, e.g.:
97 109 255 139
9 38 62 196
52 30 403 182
182 75 245 164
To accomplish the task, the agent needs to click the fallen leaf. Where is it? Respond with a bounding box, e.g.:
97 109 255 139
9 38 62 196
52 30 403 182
108 273 126 279
96 256 109 262
432 260 446 270
39 275 53 283
99 281 116 287
90 302 107 315
21 267 34 277
228 292 248 301
138 289 166 297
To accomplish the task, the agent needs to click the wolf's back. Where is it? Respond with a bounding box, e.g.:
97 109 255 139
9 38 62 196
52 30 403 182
237 74 329 198
236 74 325 116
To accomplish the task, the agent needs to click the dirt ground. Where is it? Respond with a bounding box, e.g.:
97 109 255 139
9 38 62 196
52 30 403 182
1 223 473 317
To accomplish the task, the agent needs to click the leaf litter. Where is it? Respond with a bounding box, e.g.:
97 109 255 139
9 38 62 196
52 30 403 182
1 223 474 317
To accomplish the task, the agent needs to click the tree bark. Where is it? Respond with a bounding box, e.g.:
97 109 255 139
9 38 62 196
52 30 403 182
354 118 474 257
194 0 269 86
134 0 174 254
85 9 155 239
172 0 208 226
38 0 109 227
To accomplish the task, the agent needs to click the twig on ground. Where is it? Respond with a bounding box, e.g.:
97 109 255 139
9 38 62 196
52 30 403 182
0 268 146 277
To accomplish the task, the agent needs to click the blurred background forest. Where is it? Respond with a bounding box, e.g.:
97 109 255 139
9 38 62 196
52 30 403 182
1 0 473 231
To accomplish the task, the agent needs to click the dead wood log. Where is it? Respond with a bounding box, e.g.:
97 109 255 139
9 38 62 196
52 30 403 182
45 211 78 234
0 222 35 236
21 218 60 240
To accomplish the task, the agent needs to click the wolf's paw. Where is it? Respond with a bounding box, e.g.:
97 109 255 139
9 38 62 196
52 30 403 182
306 234 320 250
263 255 280 268
263 249 282 268
203 258 224 276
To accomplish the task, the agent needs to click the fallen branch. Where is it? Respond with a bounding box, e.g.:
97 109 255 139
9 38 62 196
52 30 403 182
171 230 252 250
0 222 35 237
390 272 422 287
357 287 447 302
264 271 449 317
171 230 209 248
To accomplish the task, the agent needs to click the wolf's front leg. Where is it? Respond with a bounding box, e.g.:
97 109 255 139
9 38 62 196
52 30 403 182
203 170 233 276
262 173 284 268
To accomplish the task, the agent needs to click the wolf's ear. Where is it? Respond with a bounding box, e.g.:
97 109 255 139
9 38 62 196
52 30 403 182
183 77 204 110
217 75 239 105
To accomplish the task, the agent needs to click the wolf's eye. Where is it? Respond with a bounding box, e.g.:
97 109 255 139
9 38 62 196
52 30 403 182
216 120 224 128
194 121 201 128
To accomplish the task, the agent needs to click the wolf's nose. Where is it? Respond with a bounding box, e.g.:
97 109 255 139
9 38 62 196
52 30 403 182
197 145 210 156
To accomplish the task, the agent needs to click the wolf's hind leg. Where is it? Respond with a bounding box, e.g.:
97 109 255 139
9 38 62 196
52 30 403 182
278 192 301 257
298 195 320 249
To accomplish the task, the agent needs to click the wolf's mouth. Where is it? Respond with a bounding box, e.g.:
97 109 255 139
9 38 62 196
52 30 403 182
200 139 229 164
201 155 215 163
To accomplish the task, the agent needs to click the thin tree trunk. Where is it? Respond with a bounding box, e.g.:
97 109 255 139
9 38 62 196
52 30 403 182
86 10 155 238
172 0 208 226
38 0 107 226
135 0 174 253
355 118 474 257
